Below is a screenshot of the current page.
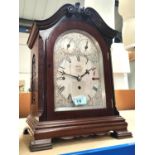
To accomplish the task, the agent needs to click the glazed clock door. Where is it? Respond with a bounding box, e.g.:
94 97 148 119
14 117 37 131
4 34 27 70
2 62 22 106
54 30 106 111
46 20 114 120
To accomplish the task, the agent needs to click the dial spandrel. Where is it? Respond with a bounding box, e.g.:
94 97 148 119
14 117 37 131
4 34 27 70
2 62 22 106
53 30 106 111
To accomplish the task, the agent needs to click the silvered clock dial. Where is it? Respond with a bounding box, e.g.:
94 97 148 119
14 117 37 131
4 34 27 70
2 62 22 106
54 30 106 111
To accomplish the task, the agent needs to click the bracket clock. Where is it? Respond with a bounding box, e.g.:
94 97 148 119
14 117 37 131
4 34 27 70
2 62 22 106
26 3 132 151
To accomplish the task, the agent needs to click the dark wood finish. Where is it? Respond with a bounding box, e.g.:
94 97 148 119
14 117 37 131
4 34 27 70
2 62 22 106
27 3 117 49
111 130 132 139
26 3 132 151
30 139 52 152
27 115 131 140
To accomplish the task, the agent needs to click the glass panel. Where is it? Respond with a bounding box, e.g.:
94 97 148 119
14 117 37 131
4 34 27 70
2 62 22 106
53 30 106 111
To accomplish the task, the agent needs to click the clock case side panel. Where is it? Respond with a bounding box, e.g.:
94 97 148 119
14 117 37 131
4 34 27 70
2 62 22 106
28 34 47 120
38 36 47 121
108 48 119 115
29 34 39 117
46 18 117 120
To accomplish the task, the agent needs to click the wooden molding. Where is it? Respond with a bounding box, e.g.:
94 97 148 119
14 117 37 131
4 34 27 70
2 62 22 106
27 114 132 140
27 3 117 49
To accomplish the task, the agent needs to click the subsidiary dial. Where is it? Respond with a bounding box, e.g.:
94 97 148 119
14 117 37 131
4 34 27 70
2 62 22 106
79 39 97 55
61 37 76 54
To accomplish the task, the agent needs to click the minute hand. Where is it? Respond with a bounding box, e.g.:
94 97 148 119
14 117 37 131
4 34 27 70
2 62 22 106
62 71 78 80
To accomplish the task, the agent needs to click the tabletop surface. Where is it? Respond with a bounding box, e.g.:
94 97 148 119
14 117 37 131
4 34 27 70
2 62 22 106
19 110 135 155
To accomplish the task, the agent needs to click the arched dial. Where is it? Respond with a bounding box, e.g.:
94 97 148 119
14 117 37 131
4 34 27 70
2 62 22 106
54 30 106 111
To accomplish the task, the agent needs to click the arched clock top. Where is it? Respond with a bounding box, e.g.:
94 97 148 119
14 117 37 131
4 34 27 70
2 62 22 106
27 2 117 49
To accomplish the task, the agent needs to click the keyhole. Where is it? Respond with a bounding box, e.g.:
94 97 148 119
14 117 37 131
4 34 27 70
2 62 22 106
78 86 81 89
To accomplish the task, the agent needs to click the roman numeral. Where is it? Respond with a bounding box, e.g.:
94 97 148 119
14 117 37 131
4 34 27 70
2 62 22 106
92 77 100 80
76 55 80 62
57 76 65 80
66 57 71 63
68 94 72 102
92 86 98 91
59 66 65 69
85 40 88 50
58 70 64 75
58 86 65 94
84 55 88 64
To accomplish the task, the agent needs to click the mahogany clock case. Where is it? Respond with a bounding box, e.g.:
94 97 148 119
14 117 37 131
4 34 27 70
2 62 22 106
26 3 132 151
